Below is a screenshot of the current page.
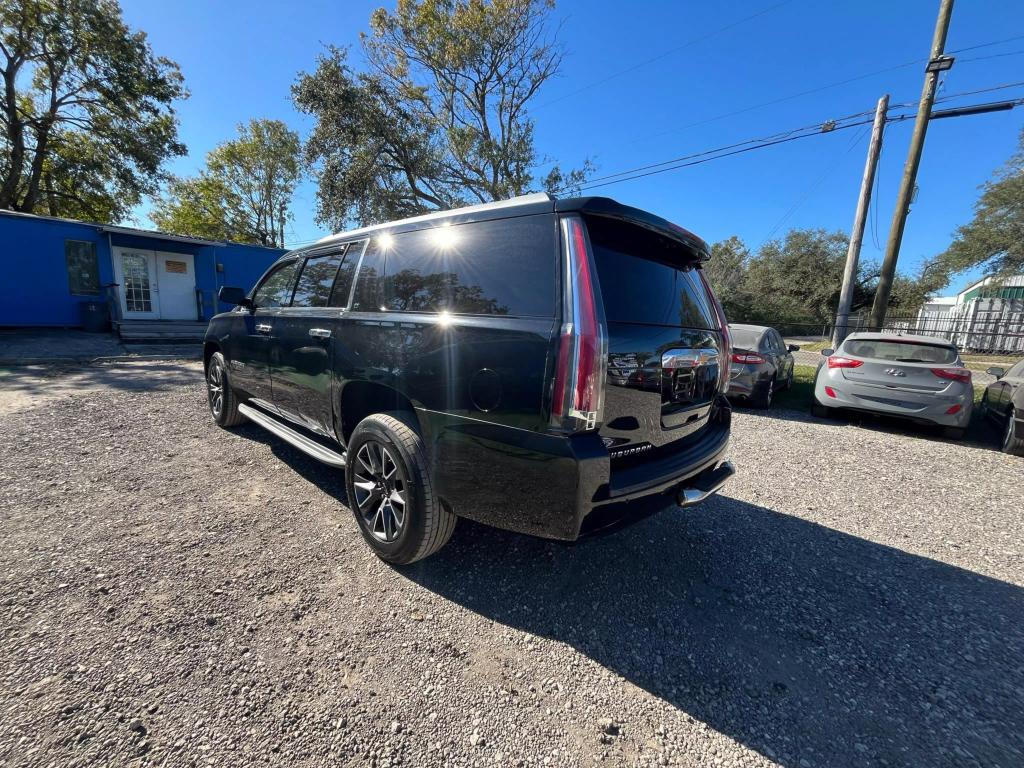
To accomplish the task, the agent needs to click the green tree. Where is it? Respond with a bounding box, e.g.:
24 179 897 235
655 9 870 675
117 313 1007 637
930 128 1024 278
151 119 301 247
705 229 936 329
744 229 850 324
704 235 753 321
293 0 588 229
0 0 186 221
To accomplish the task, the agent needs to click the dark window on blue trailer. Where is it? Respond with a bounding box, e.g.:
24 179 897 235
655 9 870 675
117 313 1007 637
66 240 100 295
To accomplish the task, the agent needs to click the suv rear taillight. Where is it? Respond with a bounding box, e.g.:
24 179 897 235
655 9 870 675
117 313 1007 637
551 216 608 432
696 268 731 391
827 356 863 369
932 367 971 383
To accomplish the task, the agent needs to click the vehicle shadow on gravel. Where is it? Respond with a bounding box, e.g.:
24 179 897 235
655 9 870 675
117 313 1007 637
230 423 351 505
401 497 1024 767
744 405 1005 452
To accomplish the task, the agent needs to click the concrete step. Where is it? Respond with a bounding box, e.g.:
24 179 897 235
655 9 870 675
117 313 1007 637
115 321 208 341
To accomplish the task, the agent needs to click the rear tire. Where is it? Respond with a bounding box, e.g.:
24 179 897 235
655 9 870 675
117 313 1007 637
1002 409 1024 456
752 378 774 409
345 412 456 564
206 352 246 427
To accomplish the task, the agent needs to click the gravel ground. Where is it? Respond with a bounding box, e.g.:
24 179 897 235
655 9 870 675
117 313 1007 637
1 361 1022 768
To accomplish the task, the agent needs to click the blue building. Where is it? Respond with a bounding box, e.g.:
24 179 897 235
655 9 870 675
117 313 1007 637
0 209 286 329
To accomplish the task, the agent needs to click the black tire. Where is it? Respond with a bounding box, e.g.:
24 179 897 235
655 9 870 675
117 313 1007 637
752 377 775 409
345 412 456 564
206 351 246 427
942 426 966 441
1002 409 1024 456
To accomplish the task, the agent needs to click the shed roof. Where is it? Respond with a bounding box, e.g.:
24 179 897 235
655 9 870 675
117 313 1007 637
0 207 282 250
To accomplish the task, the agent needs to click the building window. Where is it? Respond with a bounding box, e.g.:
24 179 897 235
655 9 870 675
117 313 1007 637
66 240 100 295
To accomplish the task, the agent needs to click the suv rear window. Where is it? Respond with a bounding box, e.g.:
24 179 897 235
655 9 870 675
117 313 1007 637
842 338 958 364
379 215 556 316
586 216 715 329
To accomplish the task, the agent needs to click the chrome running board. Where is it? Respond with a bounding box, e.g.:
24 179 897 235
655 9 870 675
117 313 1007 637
238 403 347 468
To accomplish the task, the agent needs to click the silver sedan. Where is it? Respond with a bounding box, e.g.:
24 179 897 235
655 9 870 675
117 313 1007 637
812 333 974 439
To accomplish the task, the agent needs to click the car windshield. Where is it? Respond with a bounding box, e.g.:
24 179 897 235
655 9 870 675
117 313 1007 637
842 338 958 364
729 328 762 349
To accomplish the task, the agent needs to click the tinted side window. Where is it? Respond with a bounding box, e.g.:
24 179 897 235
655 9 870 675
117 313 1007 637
352 242 385 311
588 216 715 329
291 250 345 308
379 215 557 316
252 261 300 308
329 242 363 308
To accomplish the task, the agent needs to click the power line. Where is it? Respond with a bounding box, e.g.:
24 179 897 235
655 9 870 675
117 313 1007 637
869 136 883 251
613 61 922 154
957 49 1024 64
533 0 796 111
582 107 883 186
598 36 1024 155
564 115 888 194
947 33 1024 54
564 92 1024 194
934 79 1024 103
761 124 871 244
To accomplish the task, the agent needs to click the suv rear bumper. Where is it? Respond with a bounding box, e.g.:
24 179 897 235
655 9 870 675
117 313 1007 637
420 401 733 542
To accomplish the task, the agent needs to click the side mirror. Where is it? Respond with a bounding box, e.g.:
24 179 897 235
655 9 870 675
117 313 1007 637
821 348 834 357
788 344 801 352
219 286 251 309
986 366 1005 378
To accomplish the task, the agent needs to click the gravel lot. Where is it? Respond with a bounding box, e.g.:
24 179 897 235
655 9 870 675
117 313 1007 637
1 360 1022 768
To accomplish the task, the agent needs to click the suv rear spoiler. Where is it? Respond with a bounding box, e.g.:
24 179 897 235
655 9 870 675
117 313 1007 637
554 196 711 262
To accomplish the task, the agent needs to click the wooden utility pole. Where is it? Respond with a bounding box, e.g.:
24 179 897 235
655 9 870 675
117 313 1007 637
868 0 955 330
833 94 889 349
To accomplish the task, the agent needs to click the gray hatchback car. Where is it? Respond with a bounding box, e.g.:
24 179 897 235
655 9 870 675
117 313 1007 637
812 333 973 439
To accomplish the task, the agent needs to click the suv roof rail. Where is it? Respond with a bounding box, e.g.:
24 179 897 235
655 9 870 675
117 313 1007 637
315 192 554 247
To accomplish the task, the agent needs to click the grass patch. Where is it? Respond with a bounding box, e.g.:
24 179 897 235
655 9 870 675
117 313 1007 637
772 364 818 411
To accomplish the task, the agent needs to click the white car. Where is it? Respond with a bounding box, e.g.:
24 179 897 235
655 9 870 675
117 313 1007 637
812 333 973 439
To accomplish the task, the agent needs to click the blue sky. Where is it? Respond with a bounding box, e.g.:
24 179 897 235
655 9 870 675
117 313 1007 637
120 0 1024 294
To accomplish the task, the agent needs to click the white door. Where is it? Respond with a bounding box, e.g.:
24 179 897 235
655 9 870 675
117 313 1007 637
113 248 160 319
155 252 197 320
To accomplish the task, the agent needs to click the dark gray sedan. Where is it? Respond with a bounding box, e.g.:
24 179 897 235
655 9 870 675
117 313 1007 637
726 324 798 408
981 357 1024 455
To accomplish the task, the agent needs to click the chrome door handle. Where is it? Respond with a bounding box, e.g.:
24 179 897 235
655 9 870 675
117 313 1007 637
255 323 273 334
309 328 332 339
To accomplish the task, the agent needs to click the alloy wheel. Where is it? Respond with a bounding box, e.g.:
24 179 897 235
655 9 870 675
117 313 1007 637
207 361 224 418
1005 414 1015 451
352 440 408 542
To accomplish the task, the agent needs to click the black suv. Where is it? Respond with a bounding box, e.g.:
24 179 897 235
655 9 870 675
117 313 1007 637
204 193 734 563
